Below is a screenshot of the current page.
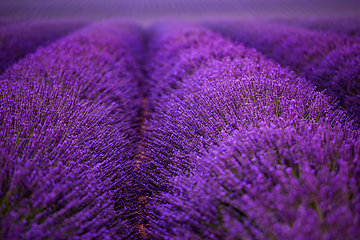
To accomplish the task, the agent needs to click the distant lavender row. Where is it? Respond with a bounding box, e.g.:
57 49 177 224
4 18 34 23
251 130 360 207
0 19 24 26
274 16 360 37
143 24 358 239
206 21 360 121
0 21 88 74
0 22 144 239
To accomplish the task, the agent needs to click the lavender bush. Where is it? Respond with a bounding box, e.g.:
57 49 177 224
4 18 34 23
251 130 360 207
0 21 145 238
147 22 358 239
144 23 351 179
0 21 88 74
0 81 131 239
206 21 360 121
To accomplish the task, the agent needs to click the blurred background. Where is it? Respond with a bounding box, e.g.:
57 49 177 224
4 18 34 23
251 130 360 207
0 0 359 24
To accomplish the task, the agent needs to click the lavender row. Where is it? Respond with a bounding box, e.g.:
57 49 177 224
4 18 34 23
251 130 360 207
144 22 351 179
2 21 144 125
0 20 89 74
206 21 360 121
143 24 357 238
274 16 360 37
0 22 145 239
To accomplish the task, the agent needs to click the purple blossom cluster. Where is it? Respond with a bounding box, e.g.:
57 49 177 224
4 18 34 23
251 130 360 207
206 20 360 121
152 122 359 239
1 81 129 239
0 21 88 74
1 21 145 239
0 19 360 239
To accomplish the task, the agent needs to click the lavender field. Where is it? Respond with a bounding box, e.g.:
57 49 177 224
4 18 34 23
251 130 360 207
1 17 360 240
